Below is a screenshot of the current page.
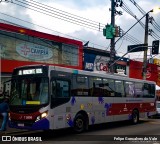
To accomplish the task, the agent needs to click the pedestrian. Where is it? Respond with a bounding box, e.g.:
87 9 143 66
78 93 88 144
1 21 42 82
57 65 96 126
0 97 9 132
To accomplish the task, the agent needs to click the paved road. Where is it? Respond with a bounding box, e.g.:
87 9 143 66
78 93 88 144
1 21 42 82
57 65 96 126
1 118 160 144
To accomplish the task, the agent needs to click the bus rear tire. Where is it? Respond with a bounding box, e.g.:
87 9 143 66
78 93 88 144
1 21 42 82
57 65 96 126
73 114 85 133
131 110 139 124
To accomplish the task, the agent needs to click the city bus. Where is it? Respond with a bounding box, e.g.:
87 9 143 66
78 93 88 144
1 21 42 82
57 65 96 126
7 65 156 133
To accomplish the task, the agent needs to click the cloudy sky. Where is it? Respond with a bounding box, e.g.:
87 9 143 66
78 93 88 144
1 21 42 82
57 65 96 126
0 0 160 59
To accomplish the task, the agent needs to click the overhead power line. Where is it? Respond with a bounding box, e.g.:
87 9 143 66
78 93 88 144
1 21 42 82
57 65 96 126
128 0 160 41
12 0 105 32
2 0 141 50
121 1 145 28
0 13 110 50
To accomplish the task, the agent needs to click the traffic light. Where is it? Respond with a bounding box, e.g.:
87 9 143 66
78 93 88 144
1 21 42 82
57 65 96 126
152 40 159 54
115 26 119 37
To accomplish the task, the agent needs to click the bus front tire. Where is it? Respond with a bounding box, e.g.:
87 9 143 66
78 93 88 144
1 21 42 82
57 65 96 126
131 110 139 124
73 114 85 133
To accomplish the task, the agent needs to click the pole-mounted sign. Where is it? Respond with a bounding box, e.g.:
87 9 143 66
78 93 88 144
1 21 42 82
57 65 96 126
127 44 148 53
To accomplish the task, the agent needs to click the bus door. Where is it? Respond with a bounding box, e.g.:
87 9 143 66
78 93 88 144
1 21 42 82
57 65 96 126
102 78 114 122
89 77 106 124
50 78 70 129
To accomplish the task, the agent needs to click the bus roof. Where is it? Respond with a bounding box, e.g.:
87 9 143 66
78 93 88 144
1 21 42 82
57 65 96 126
13 64 156 84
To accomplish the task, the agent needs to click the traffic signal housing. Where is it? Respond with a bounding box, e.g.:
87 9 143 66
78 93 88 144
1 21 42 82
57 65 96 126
114 26 119 37
103 25 121 39
152 40 159 54
103 24 114 39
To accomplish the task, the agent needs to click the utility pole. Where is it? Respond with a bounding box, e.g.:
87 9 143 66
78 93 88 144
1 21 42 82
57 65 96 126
142 13 149 80
110 0 116 73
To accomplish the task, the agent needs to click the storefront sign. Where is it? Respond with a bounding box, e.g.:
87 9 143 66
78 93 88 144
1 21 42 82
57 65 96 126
16 42 53 60
129 60 158 83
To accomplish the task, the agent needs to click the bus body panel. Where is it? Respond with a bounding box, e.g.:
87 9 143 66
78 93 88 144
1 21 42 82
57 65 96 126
7 65 156 131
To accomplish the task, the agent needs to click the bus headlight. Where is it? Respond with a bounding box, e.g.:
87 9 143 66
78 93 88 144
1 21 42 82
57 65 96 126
35 111 48 122
41 112 48 118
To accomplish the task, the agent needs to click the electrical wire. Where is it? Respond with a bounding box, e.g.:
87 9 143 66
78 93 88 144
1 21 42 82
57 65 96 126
11 0 105 32
0 13 109 50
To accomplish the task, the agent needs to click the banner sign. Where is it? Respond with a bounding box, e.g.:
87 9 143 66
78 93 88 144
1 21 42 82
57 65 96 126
129 60 158 83
16 42 53 60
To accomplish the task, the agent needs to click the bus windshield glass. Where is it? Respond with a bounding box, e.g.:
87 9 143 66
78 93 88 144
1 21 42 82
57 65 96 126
10 77 49 106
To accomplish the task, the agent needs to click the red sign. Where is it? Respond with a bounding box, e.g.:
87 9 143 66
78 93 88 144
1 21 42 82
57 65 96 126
157 66 160 86
129 60 158 82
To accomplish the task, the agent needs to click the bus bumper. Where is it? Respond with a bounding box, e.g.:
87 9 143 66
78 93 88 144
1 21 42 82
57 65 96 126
8 118 49 130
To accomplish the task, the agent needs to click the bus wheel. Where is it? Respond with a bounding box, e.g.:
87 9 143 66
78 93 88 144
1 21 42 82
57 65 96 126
131 110 139 124
74 114 85 133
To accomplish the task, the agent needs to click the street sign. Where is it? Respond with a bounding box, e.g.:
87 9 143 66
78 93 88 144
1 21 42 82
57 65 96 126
127 44 148 53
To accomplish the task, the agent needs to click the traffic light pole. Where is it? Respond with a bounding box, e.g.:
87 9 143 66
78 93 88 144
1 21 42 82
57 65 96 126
142 13 149 80
110 0 116 73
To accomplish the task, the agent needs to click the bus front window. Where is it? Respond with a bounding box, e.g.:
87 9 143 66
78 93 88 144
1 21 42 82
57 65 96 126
10 77 49 106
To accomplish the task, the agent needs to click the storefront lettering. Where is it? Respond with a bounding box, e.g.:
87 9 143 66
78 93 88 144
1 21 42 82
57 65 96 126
31 48 48 55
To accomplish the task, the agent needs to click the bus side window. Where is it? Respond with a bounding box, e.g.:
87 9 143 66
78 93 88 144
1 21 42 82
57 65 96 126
115 80 125 97
56 82 61 97
51 81 56 98
71 75 89 96
103 78 115 97
143 83 149 98
150 84 155 98
124 81 135 97
134 83 143 98
89 77 103 97
143 83 155 98
56 80 70 98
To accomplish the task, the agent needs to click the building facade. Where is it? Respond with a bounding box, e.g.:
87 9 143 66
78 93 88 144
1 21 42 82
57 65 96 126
83 47 129 75
0 22 83 94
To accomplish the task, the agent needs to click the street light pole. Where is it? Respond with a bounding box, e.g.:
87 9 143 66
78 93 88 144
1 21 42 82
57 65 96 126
143 13 149 80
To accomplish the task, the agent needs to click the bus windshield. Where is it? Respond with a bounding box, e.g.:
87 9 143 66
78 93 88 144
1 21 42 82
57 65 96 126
10 77 49 106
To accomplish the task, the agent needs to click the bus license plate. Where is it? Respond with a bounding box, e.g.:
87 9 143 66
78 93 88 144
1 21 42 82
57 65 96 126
18 123 24 127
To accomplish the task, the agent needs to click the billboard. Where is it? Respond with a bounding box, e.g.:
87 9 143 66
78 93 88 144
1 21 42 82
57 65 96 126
84 52 127 75
129 60 158 84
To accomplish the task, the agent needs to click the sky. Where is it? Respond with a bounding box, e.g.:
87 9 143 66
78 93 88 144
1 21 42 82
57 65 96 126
0 0 160 60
